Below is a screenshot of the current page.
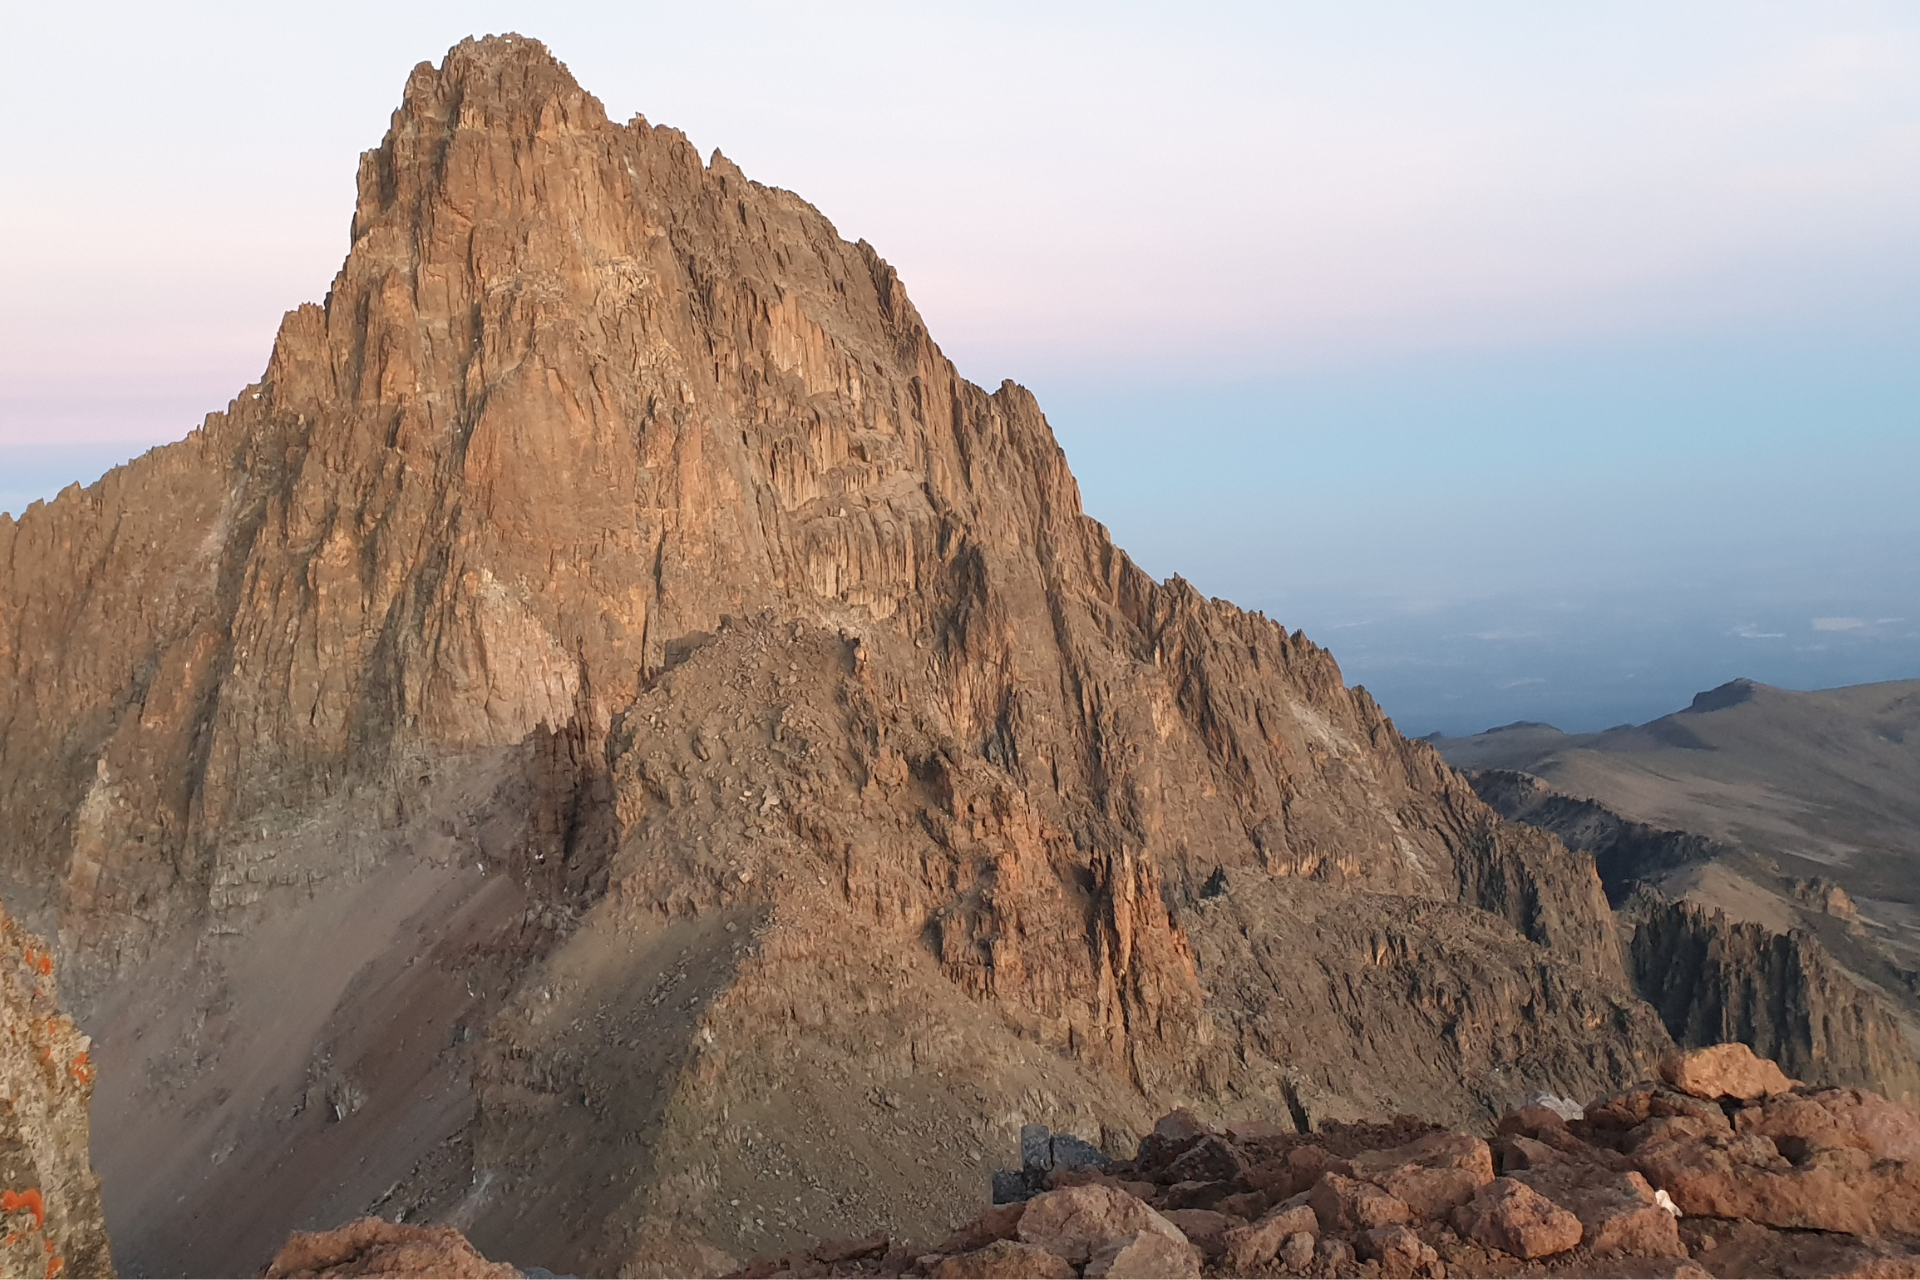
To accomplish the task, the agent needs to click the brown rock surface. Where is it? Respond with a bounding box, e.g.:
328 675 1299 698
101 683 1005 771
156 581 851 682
1219 1199 1316 1271
1348 1129 1494 1217
1014 1185 1187 1265
1454 1177 1583 1259
0 33 1669 1275
264 1218 517 1278
1662 1043 1798 1101
927 1239 1074 1279
0 897 112 1280
1357 1223 1440 1277
1309 1172 1412 1232
1082 1231 1202 1279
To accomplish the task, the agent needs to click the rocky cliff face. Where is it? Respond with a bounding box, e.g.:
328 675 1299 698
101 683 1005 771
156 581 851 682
0 896 113 1279
0 36 1667 1275
1468 769 1920 1110
1624 894 1920 1110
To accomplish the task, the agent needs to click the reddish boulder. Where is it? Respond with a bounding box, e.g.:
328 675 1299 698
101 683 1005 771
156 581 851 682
1015 1184 1190 1265
1661 1043 1798 1101
264 1219 518 1279
1634 1088 1920 1236
1349 1130 1495 1218
1511 1163 1683 1258
1220 1198 1317 1272
1082 1231 1202 1279
1309 1171 1412 1231
1278 1230 1316 1270
1735 1087 1920 1164
1634 1126 1920 1235
1452 1177 1583 1259
1358 1224 1441 1278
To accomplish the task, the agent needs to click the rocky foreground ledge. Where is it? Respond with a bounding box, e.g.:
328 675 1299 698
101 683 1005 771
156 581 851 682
267 1044 1920 1279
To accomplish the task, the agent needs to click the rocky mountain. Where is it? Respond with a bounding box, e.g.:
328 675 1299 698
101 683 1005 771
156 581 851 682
1 895 113 1279
0 36 1670 1276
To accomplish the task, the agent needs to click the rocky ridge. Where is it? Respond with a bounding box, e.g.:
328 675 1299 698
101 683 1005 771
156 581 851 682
1 35 1669 1275
721 1044 1920 1279
0 895 113 1279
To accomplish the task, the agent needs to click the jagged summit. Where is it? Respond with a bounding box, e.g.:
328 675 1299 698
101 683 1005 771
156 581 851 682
0 38 1669 1275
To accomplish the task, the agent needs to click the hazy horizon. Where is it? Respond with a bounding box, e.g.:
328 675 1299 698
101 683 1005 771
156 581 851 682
5 1 1915 736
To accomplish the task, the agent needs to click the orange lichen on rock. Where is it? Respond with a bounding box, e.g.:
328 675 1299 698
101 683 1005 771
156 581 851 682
1 1188 47 1229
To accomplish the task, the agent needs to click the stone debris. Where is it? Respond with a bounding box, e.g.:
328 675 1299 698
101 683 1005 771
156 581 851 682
719 1044 1920 1278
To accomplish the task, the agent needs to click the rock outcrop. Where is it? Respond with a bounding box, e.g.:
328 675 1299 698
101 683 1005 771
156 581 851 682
735 1045 1920 1279
0 35 1668 1275
0 897 113 1279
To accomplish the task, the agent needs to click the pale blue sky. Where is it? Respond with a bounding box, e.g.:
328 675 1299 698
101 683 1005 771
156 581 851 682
4 2 1916 732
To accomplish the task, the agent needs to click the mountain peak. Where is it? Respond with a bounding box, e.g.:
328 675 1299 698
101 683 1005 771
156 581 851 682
1686 677 1765 714
0 39 1668 1275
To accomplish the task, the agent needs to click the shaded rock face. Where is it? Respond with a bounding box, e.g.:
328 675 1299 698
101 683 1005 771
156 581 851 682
1625 897 1920 1109
0 35 1665 1275
1469 771 1920 1110
0 897 113 1279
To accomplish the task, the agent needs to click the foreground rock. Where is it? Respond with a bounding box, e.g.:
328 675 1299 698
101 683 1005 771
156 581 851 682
0 897 113 1279
264 1218 519 1278
729 1045 1920 1278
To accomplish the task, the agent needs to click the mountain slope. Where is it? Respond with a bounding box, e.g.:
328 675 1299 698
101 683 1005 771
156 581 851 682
0 36 1667 1275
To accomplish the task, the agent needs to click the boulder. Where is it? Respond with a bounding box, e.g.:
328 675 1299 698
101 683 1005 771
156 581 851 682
929 1240 1076 1279
1220 1198 1317 1272
1735 1087 1920 1164
1278 1231 1316 1270
1632 1125 1920 1235
264 1219 517 1279
1511 1163 1683 1258
1452 1177 1583 1259
1661 1044 1798 1101
1358 1224 1441 1278
1309 1171 1411 1232
1015 1184 1189 1265
1082 1231 1203 1279
1350 1130 1495 1217
1315 1235 1357 1270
